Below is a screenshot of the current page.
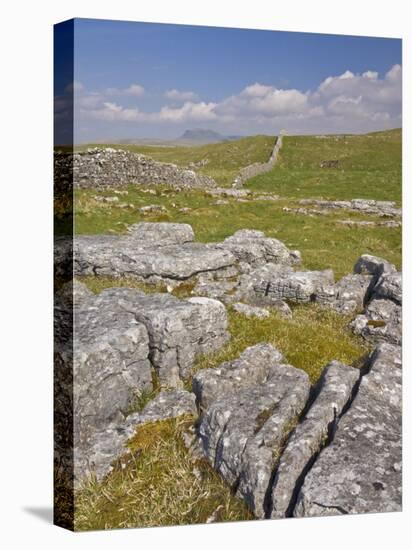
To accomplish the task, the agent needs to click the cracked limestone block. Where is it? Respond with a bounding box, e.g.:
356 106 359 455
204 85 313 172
91 289 229 388
197 360 310 518
193 343 284 411
74 289 152 437
294 343 402 517
239 263 334 305
218 229 297 269
270 361 359 518
318 273 374 314
74 234 236 283
235 366 310 518
126 222 195 245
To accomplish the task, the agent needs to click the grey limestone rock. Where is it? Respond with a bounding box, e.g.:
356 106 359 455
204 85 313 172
127 221 195 245
270 361 359 518
238 263 334 305
294 343 402 517
298 199 401 218
197 354 310 518
88 289 229 388
318 273 374 314
73 289 152 434
353 254 396 278
372 271 402 305
193 344 284 411
351 298 402 346
218 229 295 269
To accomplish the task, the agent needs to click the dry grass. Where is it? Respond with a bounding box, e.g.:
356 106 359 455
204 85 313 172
74 417 252 530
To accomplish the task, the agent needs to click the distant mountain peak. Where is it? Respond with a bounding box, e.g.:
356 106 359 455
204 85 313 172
178 128 242 144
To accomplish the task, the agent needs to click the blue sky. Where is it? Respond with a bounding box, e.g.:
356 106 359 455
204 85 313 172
59 18 402 142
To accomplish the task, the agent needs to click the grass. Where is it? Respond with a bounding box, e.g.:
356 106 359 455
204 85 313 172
246 129 402 202
74 416 253 530
190 305 369 385
76 135 275 187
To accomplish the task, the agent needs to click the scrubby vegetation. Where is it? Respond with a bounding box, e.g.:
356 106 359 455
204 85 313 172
75 417 253 530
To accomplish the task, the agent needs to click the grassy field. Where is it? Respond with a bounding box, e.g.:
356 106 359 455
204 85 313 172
72 128 401 530
247 129 402 202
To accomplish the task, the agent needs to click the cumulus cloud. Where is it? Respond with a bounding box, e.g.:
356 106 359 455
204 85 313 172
74 64 402 134
88 101 143 122
164 89 199 102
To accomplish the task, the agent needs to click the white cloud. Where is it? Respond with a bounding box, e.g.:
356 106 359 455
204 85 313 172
164 89 199 102
87 101 143 122
74 64 402 134
159 101 217 122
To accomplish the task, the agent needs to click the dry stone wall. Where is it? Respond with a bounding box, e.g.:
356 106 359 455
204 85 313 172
55 148 217 190
232 135 283 187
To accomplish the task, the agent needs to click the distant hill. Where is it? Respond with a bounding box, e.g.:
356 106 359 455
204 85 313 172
176 129 243 145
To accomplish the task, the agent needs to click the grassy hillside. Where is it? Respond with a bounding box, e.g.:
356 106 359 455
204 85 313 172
246 129 401 202
77 135 275 188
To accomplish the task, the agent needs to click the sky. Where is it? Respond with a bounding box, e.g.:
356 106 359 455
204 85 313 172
55 18 402 143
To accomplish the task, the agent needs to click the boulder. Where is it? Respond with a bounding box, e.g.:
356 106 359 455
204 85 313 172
353 254 396 278
372 272 402 305
238 263 334 305
294 343 402 517
125 390 197 429
126 222 195 245
318 273 374 314
87 289 229 388
218 229 297 269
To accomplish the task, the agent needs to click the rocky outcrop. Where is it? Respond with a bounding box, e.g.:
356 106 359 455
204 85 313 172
194 345 311 518
193 341 401 519
298 198 401 218
56 148 217 190
351 256 402 345
270 361 359 518
294 343 402 517
56 281 228 483
236 264 334 305
71 223 299 289
232 136 282 188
